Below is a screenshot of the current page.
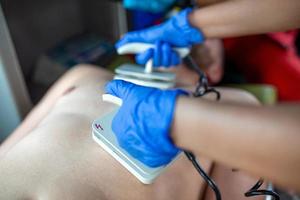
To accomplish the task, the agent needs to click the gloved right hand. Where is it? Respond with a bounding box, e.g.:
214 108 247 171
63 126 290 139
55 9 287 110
116 8 205 67
105 80 189 167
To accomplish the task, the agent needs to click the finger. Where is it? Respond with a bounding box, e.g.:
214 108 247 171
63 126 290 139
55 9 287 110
153 41 162 67
170 51 180 66
135 49 154 65
115 30 153 49
161 42 172 67
105 80 135 100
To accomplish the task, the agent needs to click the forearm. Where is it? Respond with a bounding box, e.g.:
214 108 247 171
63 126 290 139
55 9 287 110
172 97 300 191
190 0 300 38
196 0 226 7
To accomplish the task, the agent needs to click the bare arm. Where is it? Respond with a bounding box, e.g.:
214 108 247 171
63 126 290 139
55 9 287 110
172 97 300 191
196 0 226 6
190 0 300 38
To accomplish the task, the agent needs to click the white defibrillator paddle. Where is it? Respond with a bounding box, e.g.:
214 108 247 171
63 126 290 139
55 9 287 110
114 42 190 89
92 94 179 184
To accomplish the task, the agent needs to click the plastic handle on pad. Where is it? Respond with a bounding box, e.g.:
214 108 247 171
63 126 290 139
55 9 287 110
102 94 123 106
117 42 190 73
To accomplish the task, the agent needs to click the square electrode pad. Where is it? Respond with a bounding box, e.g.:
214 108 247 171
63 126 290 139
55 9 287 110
114 74 175 89
92 102 179 184
115 64 176 82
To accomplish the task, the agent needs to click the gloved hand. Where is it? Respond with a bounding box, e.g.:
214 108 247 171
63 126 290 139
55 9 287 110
123 0 176 13
105 80 189 167
116 8 204 67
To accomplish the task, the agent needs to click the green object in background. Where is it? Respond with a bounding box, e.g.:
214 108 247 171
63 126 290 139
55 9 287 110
227 84 278 105
107 55 134 72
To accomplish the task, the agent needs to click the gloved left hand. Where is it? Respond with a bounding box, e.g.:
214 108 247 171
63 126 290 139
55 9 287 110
123 0 176 13
116 8 205 67
105 80 189 167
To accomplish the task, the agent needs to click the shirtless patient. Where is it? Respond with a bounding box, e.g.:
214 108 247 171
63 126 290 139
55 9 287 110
0 65 263 200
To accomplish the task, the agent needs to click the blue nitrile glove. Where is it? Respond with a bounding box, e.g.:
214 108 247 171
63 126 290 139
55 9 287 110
105 80 189 167
135 41 181 67
116 8 205 67
124 0 176 13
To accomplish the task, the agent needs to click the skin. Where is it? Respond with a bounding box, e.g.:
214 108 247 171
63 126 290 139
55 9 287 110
159 2 298 187
0 66 206 200
170 1 300 191
0 65 263 200
172 97 300 191
165 39 224 85
189 0 300 38
196 0 226 6
190 40 224 84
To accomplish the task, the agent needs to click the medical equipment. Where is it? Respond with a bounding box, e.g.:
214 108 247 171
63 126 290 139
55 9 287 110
92 94 177 184
114 42 190 89
92 43 189 184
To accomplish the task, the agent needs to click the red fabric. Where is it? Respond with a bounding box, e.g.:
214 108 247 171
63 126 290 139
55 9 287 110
268 31 298 48
224 31 300 102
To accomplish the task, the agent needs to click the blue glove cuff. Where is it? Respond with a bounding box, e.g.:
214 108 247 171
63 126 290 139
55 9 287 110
173 8 205 45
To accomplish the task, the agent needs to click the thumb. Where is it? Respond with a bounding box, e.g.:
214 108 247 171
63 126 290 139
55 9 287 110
105 80 135 100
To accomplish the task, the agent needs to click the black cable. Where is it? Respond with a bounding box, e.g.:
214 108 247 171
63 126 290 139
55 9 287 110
245 179 280 200
184 55 222 200
184 151 222 200
184 55 221 100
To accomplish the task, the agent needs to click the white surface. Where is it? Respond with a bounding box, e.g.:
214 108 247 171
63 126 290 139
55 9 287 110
102 94 123 106
114 74 175 89
92 133 155 184
115 64 176 82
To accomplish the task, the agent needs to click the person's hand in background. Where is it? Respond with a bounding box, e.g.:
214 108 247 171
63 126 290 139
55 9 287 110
123 0 176 13
105 80 188 167
116 8 204 68
163 39 224 86
191 39 224 84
